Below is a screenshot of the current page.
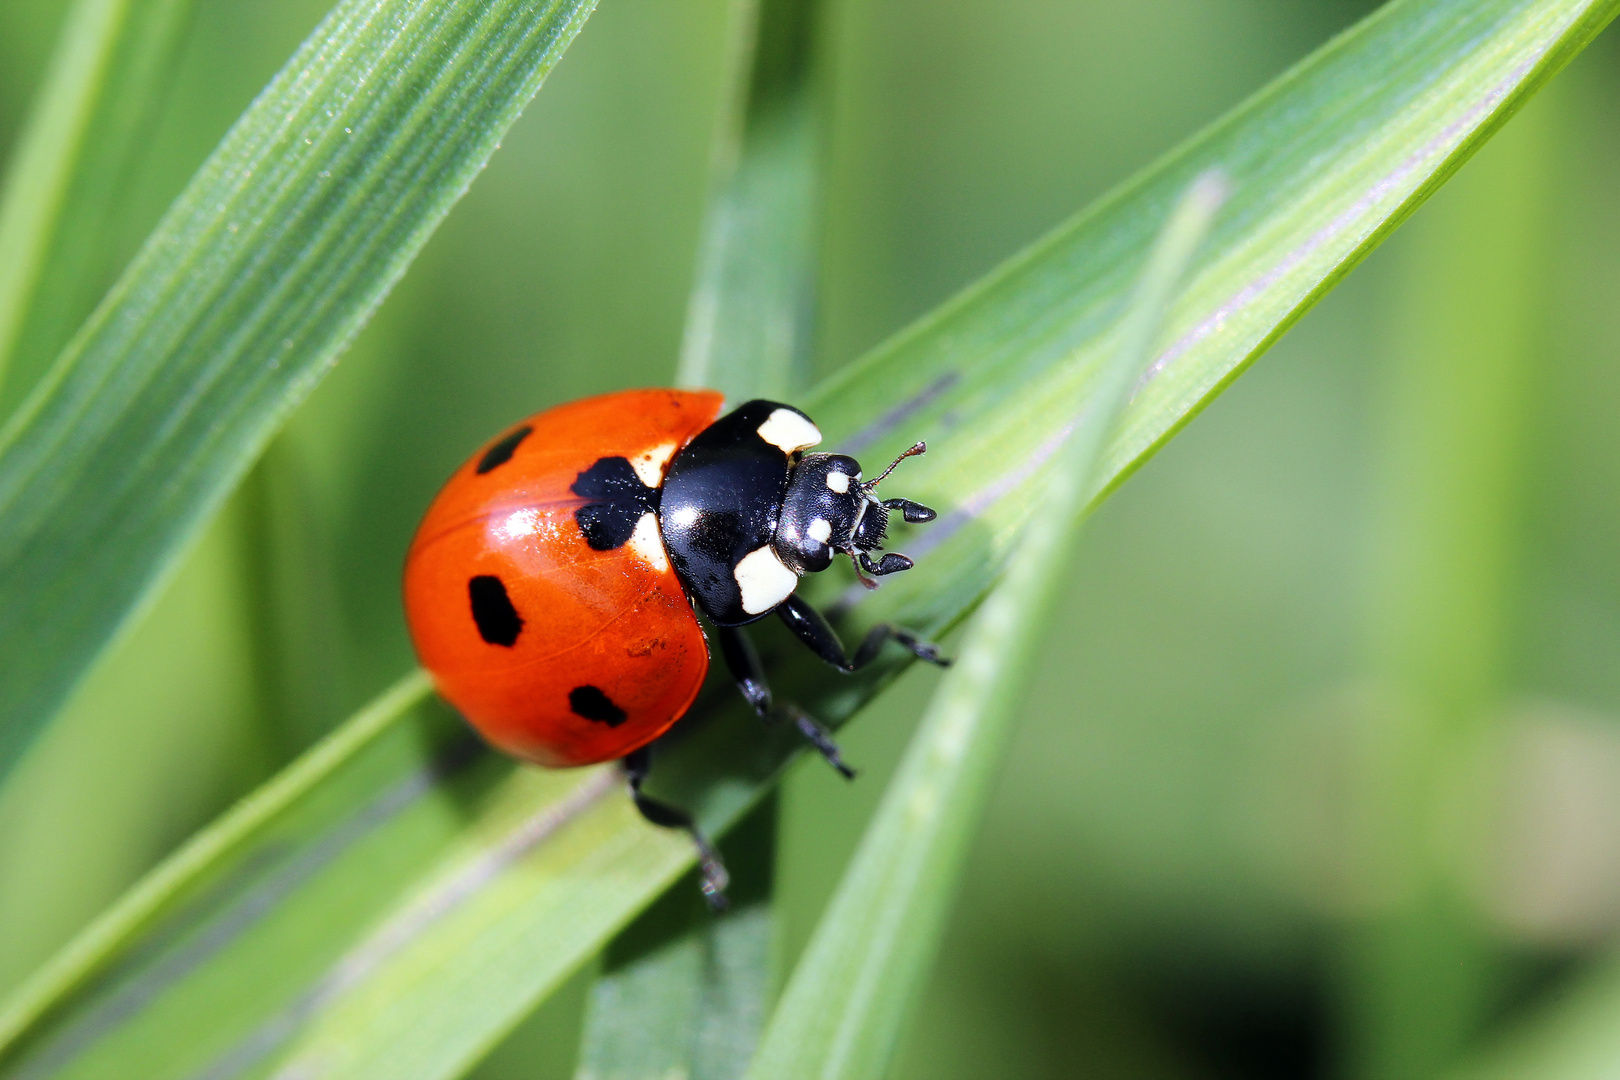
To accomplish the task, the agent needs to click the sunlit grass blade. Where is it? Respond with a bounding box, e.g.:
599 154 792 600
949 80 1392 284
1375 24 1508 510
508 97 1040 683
0 0 1608 1075
743 172 1222 1080
0 673 693 1080
676 0 820 400
0 0 197 415
0 669 436 1055
0 0 598 784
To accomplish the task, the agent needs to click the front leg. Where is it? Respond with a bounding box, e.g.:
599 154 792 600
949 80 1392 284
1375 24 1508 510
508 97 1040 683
718 625 854 779
775 594 950 672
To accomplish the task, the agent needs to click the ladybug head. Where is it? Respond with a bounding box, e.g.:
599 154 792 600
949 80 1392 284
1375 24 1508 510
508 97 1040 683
773 442 935 587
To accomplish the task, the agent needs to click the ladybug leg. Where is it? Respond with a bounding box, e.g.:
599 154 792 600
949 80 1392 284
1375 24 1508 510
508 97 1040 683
719 625 856 780
623 746 730 911
782 704 858 780
718 624 772 718
775 594 950 672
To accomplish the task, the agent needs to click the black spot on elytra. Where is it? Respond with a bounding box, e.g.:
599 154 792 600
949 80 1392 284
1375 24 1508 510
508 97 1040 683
476 425 533 474
570 685 627 726
469 575 523 646
572 456 658 551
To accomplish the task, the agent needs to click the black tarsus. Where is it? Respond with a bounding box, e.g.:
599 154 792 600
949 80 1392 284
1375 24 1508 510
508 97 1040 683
719 625 856 779
783 704 856 780
623 746 729 910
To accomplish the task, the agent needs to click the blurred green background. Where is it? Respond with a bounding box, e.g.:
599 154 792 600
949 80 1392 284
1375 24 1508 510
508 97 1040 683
5 1 1620 1077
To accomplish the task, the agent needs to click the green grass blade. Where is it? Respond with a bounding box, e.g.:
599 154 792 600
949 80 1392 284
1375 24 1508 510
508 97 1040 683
0 0 1609 1076
676 0 820 400
792 0 1615 652
743 172 1222 1080
0 0 197 413
0 669 435 1055
0 0 599 784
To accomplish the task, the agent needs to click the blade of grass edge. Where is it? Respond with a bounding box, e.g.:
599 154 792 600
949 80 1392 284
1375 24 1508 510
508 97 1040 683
0 0 197 413
0 0 598 785
0 1 1610 1075
741 173 1223 1080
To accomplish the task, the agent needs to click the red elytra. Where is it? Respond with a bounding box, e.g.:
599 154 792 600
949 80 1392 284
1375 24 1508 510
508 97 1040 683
402 388 724 767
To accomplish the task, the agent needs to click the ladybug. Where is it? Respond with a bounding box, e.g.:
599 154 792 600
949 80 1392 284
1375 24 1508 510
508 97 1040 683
403 389 944 904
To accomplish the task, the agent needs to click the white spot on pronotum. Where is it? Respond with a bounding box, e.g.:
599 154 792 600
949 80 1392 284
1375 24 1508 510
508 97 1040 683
808 518 832 544
627 512 669 573
630 442 677 488
734 546 800 614
756 409 821 454
825 471 850 494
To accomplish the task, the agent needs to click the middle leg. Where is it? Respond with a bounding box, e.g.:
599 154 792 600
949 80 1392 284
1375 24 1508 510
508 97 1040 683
718 625 855 779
